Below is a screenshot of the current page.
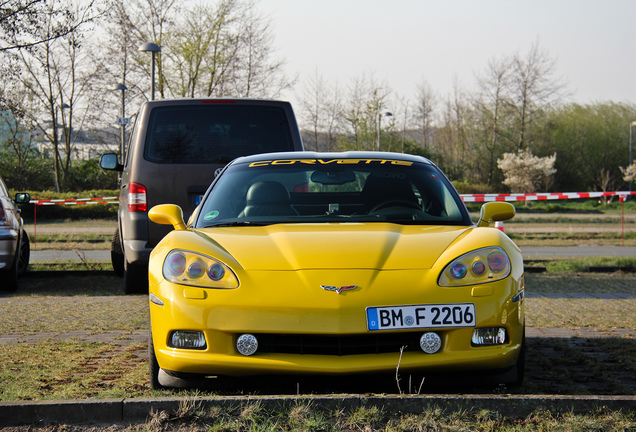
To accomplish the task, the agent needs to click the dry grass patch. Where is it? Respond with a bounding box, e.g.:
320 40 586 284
0 295 147 333
525 272 636 293
0 341 148 401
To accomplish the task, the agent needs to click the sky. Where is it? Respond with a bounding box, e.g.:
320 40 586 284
258 0 636 110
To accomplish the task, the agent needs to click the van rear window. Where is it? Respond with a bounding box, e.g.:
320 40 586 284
144 105 295 164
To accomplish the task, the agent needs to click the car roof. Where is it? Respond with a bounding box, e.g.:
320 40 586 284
231 151 434 166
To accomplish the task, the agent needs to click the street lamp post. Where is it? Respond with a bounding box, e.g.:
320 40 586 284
111 84 127 160
138 42 161 100
377 111 393 151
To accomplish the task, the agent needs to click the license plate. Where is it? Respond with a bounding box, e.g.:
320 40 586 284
366 303 476 331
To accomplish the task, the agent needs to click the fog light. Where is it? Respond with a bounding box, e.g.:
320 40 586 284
236 334 258 356
169 331 206 349
472 327 507 346
419 332 442 354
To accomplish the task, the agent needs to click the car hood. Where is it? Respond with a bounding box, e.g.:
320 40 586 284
196 223 471 271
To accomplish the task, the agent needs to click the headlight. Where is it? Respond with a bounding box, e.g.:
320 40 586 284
163 249 239 289
438 247 511 287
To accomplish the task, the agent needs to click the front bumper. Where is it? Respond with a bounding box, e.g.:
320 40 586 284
149 268 525 377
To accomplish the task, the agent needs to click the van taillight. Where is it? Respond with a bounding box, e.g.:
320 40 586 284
128 183 147 212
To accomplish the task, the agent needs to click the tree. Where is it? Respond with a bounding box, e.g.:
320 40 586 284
413 78 438 153
536 102 636 192
0 107 36 188
161 0 238 98
230 2 292 98
11 0 104 191
508 42 565 150
497 148 556 193
0 0 97 51
338 73 392 151
473 57 515 185
322 81 343 152
436 81 473 180
298 69 327 151
106 0 291 101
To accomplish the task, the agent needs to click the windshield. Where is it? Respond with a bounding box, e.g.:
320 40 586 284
195 158 471 227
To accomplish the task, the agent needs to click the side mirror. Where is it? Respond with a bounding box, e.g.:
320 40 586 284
476 202 515 227
148 204 186 231
100 153 123 172
14 193 31 204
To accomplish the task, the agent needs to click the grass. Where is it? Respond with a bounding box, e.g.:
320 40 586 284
507 232 636 247
538 257 636 273
26 218 116 250
524 272 636 329
526 270 636 292
0 341 148 401
525 297 636 329
29 261 115 273
58 402 636 431
30 233 113 250
0 295 147 333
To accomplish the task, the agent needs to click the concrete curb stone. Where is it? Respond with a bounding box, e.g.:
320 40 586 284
1 394 635 427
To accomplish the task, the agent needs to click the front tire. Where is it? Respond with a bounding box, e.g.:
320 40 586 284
511 330 526 387
148 329 164 390
17 230 30 276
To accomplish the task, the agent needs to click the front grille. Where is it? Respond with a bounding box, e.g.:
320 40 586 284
255 333 422 356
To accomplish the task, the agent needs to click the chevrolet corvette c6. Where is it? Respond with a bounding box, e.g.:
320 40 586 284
147 151 525 389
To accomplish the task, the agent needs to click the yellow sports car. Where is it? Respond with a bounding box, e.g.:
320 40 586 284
148 151 525 389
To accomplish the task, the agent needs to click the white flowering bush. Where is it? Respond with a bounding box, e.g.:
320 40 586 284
620 162 636 183
497 148 557 193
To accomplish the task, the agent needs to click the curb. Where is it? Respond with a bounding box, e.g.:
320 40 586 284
1 394 635 427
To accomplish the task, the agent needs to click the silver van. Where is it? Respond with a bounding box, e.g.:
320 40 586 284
100 99 304 293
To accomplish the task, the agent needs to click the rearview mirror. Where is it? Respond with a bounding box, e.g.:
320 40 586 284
100 153 123 172
149 204 186 231
14 193 30 204
310 170 356 185
476 202 515 227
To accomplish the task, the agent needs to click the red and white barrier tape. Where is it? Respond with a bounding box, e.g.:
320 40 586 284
460 191 635 202
24 191 636 205
29 197 118 206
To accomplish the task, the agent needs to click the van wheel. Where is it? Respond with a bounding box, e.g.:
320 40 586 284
111 229 124 278
124 260 148 294
17 230 30 275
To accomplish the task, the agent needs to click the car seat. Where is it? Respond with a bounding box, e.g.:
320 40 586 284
238 181 299 217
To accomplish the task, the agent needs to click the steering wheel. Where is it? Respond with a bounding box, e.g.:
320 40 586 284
370 200 421 213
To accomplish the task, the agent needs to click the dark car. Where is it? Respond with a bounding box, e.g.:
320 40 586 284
0 176 30 292
100 98 304 294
